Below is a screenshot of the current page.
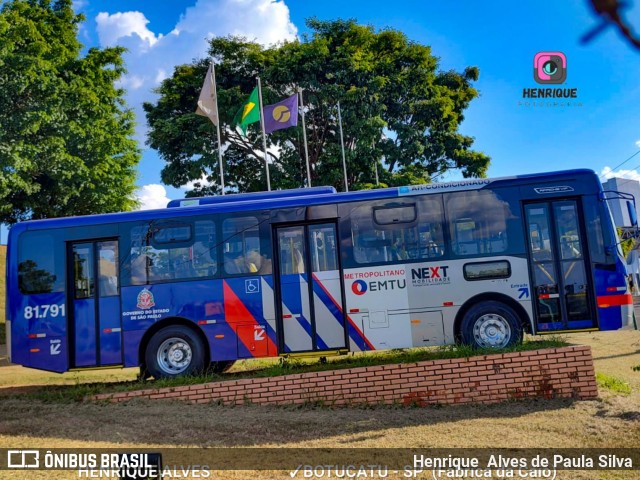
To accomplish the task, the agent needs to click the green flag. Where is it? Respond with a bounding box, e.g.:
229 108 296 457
233 87 260 136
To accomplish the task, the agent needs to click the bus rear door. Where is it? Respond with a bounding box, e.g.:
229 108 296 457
524 200 597 332
68 240 123 367
273 222 348 354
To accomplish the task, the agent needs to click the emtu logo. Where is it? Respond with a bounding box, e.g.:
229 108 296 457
351 280 367 295
534 52 567 84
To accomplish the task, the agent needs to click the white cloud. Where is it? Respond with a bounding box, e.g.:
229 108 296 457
635 139 640 148
94 0 298 143
155 69 168 84
135 184 171 210
600 166 640 181
96 11 160 49
72 0 88 12
118 74 145 91
174 0 297 47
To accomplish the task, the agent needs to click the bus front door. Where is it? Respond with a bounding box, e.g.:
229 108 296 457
68 240 122 368
524 200 597 332
274 223 348 354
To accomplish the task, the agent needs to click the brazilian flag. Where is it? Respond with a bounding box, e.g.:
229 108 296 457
233 87 260 136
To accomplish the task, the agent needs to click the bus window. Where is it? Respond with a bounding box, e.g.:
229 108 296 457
350 196 445 265
446 190 512 256
278 227 306 275
529 223 542 251
309 225 338 272
192 221 218 277
555 204 582 260
454 219 476 252
583 195 606 264
151 224 192 244
98 241 119 297
128 220 216 284
73 244 94 299
526 207 553 262
18 232 64 294
223 216 264 275
373 204 417 225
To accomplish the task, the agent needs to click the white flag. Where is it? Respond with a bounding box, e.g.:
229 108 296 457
195 63 219 125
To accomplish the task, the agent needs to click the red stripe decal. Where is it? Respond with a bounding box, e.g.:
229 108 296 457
223 280 277 355
597 294 633 308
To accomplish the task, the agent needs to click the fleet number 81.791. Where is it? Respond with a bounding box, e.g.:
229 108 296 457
23 304 66 320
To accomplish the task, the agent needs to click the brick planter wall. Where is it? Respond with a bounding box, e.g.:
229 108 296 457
90 346 597 407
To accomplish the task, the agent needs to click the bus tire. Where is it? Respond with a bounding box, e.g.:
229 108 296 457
460 301 522 349
145 326 206 379
208 360 235 374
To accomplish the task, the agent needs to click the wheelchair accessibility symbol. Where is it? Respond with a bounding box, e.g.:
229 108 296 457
245 279 260 294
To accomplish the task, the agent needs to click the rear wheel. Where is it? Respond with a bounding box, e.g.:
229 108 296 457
145 326 206 379
460 301 522 349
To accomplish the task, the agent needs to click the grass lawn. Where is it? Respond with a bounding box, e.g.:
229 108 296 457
0 330 639 479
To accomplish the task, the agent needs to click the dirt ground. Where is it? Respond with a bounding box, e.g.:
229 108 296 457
0 329 639 479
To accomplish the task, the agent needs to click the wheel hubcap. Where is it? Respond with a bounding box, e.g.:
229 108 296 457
157 337 192 374
473 313 511 348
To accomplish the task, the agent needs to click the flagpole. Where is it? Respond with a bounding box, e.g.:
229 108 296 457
337 101 349 192
373 139 379 187
211 62 225 195
256 77 271 191
298 87 312 188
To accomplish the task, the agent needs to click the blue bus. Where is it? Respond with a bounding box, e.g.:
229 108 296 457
166 186 336 208
6 169 634 378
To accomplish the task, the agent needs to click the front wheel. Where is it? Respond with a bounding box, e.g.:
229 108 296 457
459 301 523 349
145 326 206 379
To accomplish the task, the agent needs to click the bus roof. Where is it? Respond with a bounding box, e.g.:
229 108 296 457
166 186 337 208
9 168 599 238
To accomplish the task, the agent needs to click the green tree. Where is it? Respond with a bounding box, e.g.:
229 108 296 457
145 18 489 195
0 0 140 223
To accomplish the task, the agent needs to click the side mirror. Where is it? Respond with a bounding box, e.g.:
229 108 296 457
627 200 638 227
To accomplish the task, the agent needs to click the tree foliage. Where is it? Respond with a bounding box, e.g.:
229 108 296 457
145 18 489 195
0 0 140 223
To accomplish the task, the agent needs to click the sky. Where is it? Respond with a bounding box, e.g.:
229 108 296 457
69 0 640 209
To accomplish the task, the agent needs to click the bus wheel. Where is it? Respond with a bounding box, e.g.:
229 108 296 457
460 301 522 349
145 326 205 379
208 361 235 374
